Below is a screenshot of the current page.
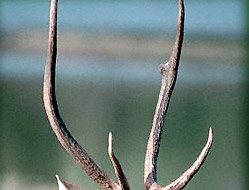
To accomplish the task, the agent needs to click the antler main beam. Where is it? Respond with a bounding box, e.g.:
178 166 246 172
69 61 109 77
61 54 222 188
43 0 213 190
144 0 185 186
144 0 213 190
43 0 127 189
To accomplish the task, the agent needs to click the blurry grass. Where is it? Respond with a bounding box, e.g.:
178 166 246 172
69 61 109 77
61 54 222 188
0 73 245 189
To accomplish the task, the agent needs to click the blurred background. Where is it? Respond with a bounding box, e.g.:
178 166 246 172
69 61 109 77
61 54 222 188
0 0 246 189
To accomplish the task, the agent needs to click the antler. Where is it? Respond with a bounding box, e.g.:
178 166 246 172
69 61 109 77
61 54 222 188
108 133 130 190
43 0 213 190
56 175 81 190
144 0 213 190
43 0 127 190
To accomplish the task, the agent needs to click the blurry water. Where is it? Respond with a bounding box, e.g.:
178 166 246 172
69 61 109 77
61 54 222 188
1 0 243 36
0 51 245 85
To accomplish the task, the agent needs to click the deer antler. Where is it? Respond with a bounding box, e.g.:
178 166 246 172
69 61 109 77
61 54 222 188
144 0 185 186
144 0 213 190
43 0 126 189
108 133 130 190
43 0 213 190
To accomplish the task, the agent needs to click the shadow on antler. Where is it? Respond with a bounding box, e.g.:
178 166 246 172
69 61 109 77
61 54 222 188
43 0 213 190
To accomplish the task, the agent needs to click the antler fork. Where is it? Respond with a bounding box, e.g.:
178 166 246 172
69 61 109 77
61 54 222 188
43 0 213 190
144 1 213 190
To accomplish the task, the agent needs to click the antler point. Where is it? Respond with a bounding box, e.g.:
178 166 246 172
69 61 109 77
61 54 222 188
108 132 113 156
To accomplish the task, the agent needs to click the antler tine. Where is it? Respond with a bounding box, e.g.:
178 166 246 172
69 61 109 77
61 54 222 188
43 0 119 189
108 133 130 190
144 0 185 188
164 128 213 190
56 175 81 190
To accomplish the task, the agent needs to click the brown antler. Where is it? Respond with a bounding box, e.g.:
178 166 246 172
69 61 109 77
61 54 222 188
144 0 185 186
43 0 126 189
144 0 213 190
43 0 213 190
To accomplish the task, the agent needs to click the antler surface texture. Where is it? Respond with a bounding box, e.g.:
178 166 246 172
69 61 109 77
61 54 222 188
43 0 122 189
43 0 213 190
144 0 185 186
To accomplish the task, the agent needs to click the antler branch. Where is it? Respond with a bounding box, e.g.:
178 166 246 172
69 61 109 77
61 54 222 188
144 0 184 186
108 133 130 190
163 128 213 190
43 0 120 189
144 0 213 189
56 175 81 190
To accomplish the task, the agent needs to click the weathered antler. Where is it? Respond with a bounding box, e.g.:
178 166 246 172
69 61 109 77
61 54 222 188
144 0 185 186
144 0 213 190
108 133 130 190
43 0 127 189
43 0 213 190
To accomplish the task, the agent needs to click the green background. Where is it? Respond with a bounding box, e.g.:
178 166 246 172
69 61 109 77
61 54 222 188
0 0 246 189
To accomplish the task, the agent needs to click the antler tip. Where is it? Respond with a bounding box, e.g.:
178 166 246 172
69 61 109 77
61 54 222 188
208 127 213 144
108 132 113 156
209 127 213 133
